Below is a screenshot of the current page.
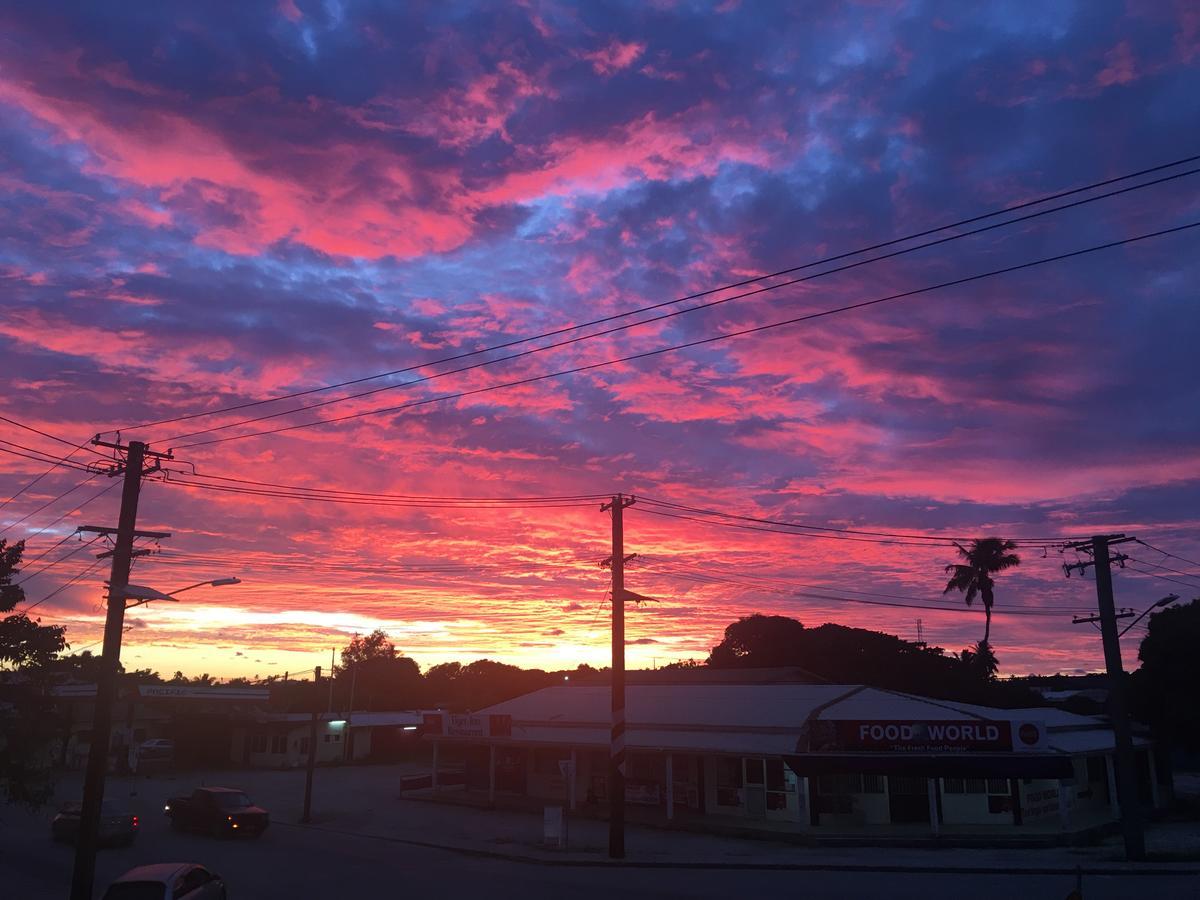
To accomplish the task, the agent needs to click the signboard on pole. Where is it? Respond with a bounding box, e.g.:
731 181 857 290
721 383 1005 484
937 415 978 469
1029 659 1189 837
422 713 512 738
138 685 269 701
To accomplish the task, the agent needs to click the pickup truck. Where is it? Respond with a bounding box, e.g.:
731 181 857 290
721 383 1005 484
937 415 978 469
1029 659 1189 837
164 787 269 838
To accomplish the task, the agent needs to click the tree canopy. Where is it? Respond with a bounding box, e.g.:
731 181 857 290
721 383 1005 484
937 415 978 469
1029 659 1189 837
1131 598 1200 752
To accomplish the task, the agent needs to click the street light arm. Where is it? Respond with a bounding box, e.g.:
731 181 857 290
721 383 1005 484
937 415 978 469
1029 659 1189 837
167 577 242 597
1119 594 1180 638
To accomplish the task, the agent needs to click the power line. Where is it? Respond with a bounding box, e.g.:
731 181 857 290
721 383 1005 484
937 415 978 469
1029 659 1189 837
1122 564 1200 591
151 477 604 509
17 558 105 616
117 152 1200 435
19 481 121 544
636 555 1093 611
173 221 1200 449
1134 539 1200 571
159 167 1200 445
1126 556 1200 582
0 442 97 474
0 471 101 539
636 496 1076 545
16 535 102 586
161 469 610 503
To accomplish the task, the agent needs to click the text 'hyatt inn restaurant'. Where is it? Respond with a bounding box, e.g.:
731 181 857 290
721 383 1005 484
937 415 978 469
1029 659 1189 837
421 681 1170 839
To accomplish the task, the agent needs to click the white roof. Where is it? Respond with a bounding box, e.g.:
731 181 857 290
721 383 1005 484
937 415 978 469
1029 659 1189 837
259 710 423 727
458 684 1142 757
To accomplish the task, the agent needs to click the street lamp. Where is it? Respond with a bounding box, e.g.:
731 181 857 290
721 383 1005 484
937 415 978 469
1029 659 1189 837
1119 593 1180 637
120 577 242 609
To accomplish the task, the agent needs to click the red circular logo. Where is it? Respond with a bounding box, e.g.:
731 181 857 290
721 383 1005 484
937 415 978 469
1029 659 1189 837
1018 723 1040 746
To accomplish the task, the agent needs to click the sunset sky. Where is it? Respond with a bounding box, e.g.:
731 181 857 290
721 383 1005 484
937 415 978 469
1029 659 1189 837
2 1 1198 681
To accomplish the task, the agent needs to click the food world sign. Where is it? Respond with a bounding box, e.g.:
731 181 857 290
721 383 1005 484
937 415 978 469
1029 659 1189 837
836 720 1047 752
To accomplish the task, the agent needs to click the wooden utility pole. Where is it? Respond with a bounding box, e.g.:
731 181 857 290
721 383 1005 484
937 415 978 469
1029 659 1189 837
302 666 321 824
1064 534 1145 860
601 493 636 859
71 439 170 900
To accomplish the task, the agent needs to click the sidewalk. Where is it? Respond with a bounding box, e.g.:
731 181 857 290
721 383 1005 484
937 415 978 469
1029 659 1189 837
261 769 1200 875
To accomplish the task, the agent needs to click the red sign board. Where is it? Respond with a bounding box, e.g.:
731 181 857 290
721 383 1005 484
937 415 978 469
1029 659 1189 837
837 720 1014 752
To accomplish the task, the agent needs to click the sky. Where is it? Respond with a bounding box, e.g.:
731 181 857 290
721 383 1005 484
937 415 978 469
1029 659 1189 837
1 0 1198 681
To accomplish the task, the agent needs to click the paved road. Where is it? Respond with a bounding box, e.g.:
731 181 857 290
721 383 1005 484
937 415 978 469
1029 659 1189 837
3 805 1196 899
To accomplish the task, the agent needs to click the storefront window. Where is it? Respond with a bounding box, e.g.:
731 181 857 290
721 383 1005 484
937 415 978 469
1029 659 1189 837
717 756 743 807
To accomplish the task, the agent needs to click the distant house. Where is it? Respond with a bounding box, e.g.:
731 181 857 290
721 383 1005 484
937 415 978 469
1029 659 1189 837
419 681 1170 839
232 711 424 768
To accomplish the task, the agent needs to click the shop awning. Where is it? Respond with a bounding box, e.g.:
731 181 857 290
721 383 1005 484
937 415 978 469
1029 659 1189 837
784 753 1074 779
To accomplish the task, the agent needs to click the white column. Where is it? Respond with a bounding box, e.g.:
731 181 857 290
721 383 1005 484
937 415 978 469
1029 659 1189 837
1105 756 1119 816
568 748 577 811
1057 779 1071 830
488 744 496 805
666 753 674 821
432 741 439 791
1146 751 1160 808
927 778 940 836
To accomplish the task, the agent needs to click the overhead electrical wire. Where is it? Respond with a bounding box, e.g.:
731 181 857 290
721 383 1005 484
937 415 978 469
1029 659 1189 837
0 471 101 539
19 480 121 545
117 153 1200 436
0 442 96 475
15 535 102 586
635 496 1076 546
635 555 1093 612
159 169 1200 446
1134 539 1200 571
17 558 106 616
1125 556 1200 583
170 221 1200 449
1121 564 1200 592
641 563 1079 619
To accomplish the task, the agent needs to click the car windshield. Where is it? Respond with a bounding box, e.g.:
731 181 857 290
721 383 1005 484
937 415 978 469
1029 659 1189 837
102 883 165 900
216 792 253 809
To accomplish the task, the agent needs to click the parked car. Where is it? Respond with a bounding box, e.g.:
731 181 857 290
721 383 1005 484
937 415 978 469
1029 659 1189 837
138 738 175 760
165 786 269 838
51 799 139 846
102 863 226 899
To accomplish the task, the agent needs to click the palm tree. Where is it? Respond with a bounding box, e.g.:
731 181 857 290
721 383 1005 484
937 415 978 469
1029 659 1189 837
943 538 1021 646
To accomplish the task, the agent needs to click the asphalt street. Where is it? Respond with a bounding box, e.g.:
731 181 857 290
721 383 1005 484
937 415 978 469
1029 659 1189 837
2 803 1196 899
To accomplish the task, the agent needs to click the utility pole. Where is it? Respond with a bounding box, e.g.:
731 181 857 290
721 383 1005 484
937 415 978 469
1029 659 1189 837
70 439 171 900
1064 534 1145 860
302 665 321 824
599 494 654 860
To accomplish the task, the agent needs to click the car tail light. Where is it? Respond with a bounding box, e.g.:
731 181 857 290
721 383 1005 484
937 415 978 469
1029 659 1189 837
132 816 139 827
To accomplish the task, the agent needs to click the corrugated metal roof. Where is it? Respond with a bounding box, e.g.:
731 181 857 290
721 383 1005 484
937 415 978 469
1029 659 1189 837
466 683 1139 758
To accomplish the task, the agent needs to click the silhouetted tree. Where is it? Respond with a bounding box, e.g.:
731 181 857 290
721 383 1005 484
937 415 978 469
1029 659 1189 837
943 538 1020 646
708 615 807 667
0 539 67 806
336 629 422 710
1131 598 1200 752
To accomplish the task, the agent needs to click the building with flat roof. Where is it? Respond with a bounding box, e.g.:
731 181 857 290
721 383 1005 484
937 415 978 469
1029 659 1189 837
421 681 1169 839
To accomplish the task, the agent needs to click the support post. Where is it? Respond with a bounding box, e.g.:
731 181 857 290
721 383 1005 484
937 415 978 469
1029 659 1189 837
488 744 496 806
927 778 940 836
568 747 577 811
666 753 674 821
1090 535 1146 859
1058 779 1072 831
1106 755 1119 815
70 441 146 900
432 741 439 791
1147 751 1160 809
302 666 320 824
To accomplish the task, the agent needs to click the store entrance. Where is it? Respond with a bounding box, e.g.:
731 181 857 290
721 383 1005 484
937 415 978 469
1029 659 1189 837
887 775 930 823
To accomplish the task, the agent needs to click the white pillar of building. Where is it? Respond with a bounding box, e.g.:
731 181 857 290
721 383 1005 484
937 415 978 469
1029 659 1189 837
488 743 496 805
927 778 940 836
665 753 674 821
568 748 577 811
432 741 439 792
1057 779 1072 831
1105 755 1120 816
1146 751 1160 808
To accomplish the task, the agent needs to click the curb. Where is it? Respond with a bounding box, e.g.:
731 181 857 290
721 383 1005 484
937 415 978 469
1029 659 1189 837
274 821 1200 876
